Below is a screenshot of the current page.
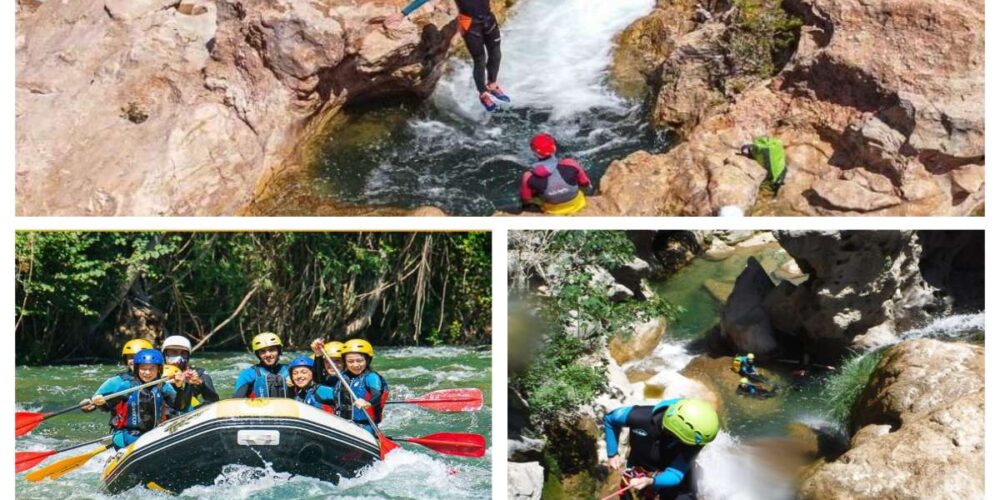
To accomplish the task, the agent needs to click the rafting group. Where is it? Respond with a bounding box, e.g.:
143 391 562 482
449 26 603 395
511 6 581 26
16 333 485 489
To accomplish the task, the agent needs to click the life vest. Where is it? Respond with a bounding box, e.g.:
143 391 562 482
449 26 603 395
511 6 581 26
731 356 744 374
251 365 289 398
111 382 166 433
293 384 335 414
621 404 700 472
347 370 389 423
531 156 580 205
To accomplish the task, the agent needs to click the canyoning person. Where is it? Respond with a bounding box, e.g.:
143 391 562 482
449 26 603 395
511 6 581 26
341 338 390 435
603 398 719 499
736 377 776 399
731 352 763 382
388 0 510 112
520 133 592 215
161 335 219 412
233 332 290 398
287 355 338 413
81 349 178 450
310 339 354 418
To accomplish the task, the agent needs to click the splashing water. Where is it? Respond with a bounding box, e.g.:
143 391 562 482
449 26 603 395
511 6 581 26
301 0 665 215
693 433 795 500
897 312 985 342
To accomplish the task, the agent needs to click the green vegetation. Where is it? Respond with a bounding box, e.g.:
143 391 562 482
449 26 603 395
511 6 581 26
16 232 491 364
822 349 885 424
720 0 803 95
509 231 679 422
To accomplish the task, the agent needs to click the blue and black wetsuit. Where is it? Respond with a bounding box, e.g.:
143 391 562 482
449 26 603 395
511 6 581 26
233 363 290 398
96 378 177 449
345 369 389 436
291 383 338 413
604 399 701 499
402 0 501 94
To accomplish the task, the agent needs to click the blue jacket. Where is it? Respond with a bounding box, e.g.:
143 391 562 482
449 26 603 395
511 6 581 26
233 364 290 398
293 384 337 410
603 399 693 490
95 376 177 433
346 369 387 423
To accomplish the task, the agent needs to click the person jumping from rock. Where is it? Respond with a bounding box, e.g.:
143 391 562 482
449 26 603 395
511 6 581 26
520 133 591 215
603 398 719 499
388 0 510 112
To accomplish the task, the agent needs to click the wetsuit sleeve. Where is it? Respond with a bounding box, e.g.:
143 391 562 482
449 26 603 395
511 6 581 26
401 0 431 16
93 376 126 411
233 368 255 398
603 406 633 457
316 385 337 403
363 373 384 402
563 158 591 187
162 383 178 404
197 370 220 403
652 453 690 489
520 171 535 203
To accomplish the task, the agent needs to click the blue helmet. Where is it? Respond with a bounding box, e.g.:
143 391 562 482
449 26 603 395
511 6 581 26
133 349 165 366
289 355 314 370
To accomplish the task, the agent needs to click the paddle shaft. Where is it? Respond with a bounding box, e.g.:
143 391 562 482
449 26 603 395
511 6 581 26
87 376 171 408
385 398 480 404
319 350 385 439
51 436 112 455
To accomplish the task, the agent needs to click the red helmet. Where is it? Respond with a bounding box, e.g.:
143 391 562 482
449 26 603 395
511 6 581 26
530 133 557 158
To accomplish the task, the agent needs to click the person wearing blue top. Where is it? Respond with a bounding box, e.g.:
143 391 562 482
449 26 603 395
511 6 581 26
81 349 178 450
309 339 354 419
603 399 719 499
287 356 338 413
387 0 510 112
233 332 291 398
340 338 390 436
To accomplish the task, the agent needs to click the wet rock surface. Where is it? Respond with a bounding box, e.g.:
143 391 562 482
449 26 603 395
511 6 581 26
800 339 984 499
590 0 984 216
16 0 458 215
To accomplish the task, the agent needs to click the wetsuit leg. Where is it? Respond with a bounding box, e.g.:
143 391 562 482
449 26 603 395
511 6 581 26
462 21 489 93
482 15 502 85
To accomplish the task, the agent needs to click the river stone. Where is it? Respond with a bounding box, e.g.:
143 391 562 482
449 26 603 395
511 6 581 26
508 461 544 500
703 238 735 261
702 278 734 303
608 318 667 365
770 258 806 284
720 257 778 356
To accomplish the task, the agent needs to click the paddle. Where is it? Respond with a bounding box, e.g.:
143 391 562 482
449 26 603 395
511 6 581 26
16 376 170 437
25 443 111 482
386 388 483 412
15 435 110 474
391 432 486 458
319 349 400 458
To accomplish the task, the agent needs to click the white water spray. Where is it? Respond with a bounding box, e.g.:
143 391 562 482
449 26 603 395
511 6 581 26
693 433 795 500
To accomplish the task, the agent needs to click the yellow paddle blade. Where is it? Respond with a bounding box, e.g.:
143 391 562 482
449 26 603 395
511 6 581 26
25 445 108 482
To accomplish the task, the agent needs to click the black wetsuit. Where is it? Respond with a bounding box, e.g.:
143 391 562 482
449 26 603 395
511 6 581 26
403 0 501 94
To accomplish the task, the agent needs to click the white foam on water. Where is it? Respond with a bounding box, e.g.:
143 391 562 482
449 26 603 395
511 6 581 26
898 312 984 342
693 433 795 500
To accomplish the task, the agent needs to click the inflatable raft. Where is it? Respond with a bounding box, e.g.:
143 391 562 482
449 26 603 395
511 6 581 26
101 398 380 494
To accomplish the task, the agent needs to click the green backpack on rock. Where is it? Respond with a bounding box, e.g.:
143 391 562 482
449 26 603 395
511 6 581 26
750 136 787 188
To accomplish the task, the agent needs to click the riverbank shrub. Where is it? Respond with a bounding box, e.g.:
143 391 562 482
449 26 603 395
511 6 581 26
720 0 802 95
822 349 885 424
15 232 491 364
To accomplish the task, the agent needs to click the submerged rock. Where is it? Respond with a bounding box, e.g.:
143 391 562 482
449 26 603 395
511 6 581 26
800 339 984 499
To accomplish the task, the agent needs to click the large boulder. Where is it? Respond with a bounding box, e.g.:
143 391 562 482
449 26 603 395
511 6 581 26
608 318 667 365
720 257 779 356
508 461 545 500
16 0 458 215
800 340 984 499
589 0 984 216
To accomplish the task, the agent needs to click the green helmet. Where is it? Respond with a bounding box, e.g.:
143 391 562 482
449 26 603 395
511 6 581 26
662 399 719 446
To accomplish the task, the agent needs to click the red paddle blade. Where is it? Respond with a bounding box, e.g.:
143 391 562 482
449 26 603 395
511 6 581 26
15 412 48 437
400 432 486 458
405 388 484 412
378 434 401 459
15 450 56 473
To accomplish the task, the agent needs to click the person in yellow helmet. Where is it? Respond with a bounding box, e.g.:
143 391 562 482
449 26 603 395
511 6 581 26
309 338 353 419
737 376 776 399
232 332 290 398
604 398 719 499
341 338 389 436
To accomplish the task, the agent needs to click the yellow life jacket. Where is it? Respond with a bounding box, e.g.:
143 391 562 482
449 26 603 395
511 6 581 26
731 356 743 373
541 190 586 215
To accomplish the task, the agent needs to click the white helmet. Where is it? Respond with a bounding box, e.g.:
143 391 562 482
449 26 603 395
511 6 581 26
162 335 192 353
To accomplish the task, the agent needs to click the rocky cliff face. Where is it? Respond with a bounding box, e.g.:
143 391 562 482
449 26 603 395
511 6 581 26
800 339 984 499
717 230 983 359
16 0 458 215
587 0 984 216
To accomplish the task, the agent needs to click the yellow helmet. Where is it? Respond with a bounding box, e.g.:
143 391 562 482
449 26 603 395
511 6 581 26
323 341 345 358
163 364 183 380
343 338 374 358
251 332 283 352
740 377 750 384
747 353 755 360
122 339 154 356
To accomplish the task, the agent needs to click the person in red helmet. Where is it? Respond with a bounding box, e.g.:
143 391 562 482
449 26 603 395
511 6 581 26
519 133 591 215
